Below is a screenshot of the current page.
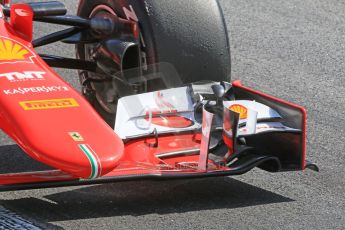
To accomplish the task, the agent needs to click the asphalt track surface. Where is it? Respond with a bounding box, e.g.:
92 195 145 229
0 0 344 229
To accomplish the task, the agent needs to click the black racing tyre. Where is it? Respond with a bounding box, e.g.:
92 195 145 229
76 0 231 127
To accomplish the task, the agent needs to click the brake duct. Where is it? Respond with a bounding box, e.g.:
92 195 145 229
94 38 140 80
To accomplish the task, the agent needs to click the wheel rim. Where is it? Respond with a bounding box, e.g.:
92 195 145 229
83 5 144 114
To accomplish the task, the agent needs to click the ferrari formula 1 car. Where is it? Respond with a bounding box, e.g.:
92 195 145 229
0 1 318 191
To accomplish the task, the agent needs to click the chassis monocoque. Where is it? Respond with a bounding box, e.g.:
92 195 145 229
0 1 317 191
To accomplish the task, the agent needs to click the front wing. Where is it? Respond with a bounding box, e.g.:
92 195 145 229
0 81 318 192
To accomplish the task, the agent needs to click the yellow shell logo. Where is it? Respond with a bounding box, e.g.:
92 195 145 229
0 37 34 63
230 104 248 119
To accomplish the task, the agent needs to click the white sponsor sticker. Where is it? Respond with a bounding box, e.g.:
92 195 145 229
223 100 281 124
0 71 45 82
3 85 69 95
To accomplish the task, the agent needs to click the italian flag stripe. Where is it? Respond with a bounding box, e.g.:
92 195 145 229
79 144 100 179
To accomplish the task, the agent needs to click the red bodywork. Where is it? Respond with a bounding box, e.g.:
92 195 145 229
0 5 124 179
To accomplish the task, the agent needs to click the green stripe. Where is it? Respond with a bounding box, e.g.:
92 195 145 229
79 144 97 179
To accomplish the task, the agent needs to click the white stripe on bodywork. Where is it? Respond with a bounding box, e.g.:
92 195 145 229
85 144 102 177
79 144 100 179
